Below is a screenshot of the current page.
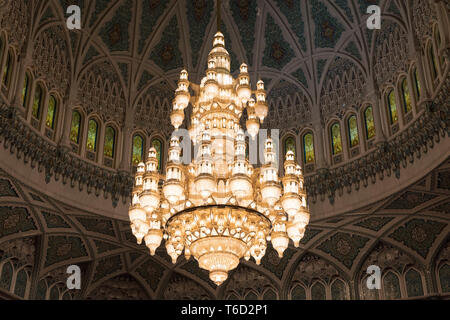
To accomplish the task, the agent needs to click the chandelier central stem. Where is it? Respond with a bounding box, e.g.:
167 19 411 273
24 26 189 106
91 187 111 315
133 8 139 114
217 0 222 32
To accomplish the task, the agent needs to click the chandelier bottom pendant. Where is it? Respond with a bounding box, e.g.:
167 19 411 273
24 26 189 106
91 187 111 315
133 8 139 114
166 205 272 285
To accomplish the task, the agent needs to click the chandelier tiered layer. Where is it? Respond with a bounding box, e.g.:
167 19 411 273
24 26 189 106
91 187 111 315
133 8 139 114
129 32 310 286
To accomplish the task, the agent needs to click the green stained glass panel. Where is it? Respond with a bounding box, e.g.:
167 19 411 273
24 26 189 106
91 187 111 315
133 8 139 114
86 119 98 152
364 106 376 140
303 133 315 164
331 123 342 155
103 126 116 158
401 79 412 113
285 137 296 158
388 90 398 124
32 85 43 119
70 111 81 144
152 139 162 172
132 135 144 165
414 69 421 99
348 116 359 147
46 96 56 129
22 74 29 107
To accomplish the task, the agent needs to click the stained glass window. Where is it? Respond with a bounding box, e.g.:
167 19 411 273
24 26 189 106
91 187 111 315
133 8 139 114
132 135 144 165
439 264 450 293
14 269 28 298
311 282 326 300
331 122 342 155
284 136 296 159
262 289 277 300
405 269 424 297
291 285 306 300
32 85 43 119
387 90 398 124
383 272 401 299
331 279 348 300
429 44 438 79
303 133 315 164
86 119 98 152
2 52 11 87
103 126 116 158
151 138 163 172
364 106 376 140
46 95 57 129
50 286 59 300
0 261 13 291
22 73 30 108
413 68 421 100
245 291 258 300
347 115 359 147
401 79 412 113
70 111 82 144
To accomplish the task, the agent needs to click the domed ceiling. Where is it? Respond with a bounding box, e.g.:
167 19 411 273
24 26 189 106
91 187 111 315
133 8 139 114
32 0 409 134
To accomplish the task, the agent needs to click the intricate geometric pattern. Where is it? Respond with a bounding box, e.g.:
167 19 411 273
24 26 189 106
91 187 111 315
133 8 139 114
386 192 438 210
317 232 369 269
45 236 88 267
354 217 394 232
389 219 446 258
0 207 36 237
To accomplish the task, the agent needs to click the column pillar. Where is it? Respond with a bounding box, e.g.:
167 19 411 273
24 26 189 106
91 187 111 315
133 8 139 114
59 84 78 149
367 80 387 144
11 49 32 117
312 120 328 169
118 111 133 172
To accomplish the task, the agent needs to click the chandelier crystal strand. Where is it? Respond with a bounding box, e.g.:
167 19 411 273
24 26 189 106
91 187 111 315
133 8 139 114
128 32 310 286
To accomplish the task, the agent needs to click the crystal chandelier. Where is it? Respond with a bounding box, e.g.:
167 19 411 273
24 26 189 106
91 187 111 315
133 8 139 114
129 31 310 286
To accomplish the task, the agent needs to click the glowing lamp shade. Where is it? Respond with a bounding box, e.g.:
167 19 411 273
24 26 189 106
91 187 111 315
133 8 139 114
205 79 219 97
287 221 305 247
175 91 190 108
163 182 184 204
237 85 251 102
229 175 252 199
128 206 146 224
139 190 160 213
131 220 150 245
271 231 289 258
255 101 268 120
261 183 281 207
170 109 185 129
145 229 163 255
246 118 260 138
194 175 216 200
281 194 302 216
